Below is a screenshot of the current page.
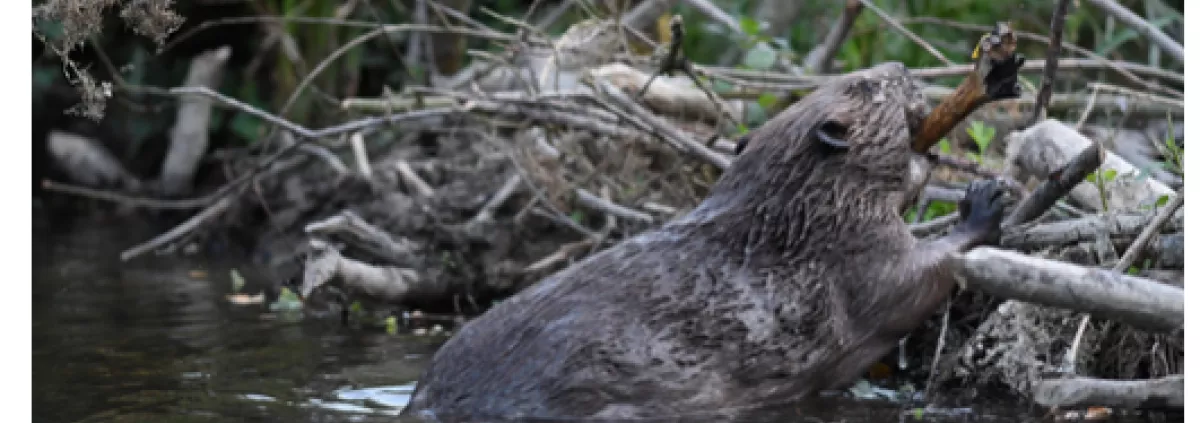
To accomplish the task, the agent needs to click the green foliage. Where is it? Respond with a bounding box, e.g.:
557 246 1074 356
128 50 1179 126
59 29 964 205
905 199 957 223
937 138 952 155
964 121 996 163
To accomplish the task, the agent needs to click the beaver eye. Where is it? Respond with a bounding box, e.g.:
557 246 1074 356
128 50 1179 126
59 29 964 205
814 120 850 151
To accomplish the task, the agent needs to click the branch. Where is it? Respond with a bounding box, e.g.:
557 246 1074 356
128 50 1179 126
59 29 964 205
1002 142 1104 229
1085 0 1183 63
1025 0 1070 127
592 80 732 169
573 189 654 224
160 46 231 196
1006 119 1176 213
1031 375 1182 409
1001 210 1184 250
802 0 864 74
913 22 1023 152
858 0 952 65
949 247 1184 333
120 196 235 261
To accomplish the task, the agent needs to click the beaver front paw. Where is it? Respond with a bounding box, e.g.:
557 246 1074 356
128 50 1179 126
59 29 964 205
984 53 1025 101
953 178 1007 245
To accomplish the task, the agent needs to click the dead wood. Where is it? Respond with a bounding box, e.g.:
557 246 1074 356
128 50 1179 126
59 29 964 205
1001 209 1183 250
300 240 446 305
160 46 231 196
304 210 420 265
913 22 1022 152
1005 119 1177 212
46 131 141 191
1031 375 1182 409
950 247 1182 333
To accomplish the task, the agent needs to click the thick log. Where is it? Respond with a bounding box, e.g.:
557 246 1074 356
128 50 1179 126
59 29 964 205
949 247 1183 333
1031 375 1183 409
1005 119 1176 212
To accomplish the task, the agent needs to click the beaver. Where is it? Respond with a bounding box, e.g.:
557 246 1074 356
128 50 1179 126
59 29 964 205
403 61 1010 422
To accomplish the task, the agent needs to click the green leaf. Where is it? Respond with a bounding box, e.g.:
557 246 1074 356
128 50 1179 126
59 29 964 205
742 42 778 70
230 269 245 293
1103 169 1118 181
756 93 779 110
1085 173 1097 183
1157 195 1170 207
385 316 398 335
570 210 585 223
269 287 303 312
938 138 951 154
738 16 761 36
966 121 995 153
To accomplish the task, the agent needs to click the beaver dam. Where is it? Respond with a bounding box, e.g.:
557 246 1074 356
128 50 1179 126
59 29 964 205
33 1 1183 422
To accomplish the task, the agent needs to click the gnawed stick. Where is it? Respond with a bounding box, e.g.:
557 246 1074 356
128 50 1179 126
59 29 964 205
304 210 420 265
1002 141 1104 229
1001 209 1184 250
1031 375 1182 410
1006 120 1177 213
913 22 1024 153
949 247 1183 333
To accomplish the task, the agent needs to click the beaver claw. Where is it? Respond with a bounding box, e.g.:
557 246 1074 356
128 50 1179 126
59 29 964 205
954 178 1007 245
984 53 1025 101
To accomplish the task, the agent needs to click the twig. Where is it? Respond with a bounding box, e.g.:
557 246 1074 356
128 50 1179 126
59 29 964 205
1061 192 1183 374
349 132 372 179
524 239 597 274
276 24 516 120
1085 0 1183 63
680 0 743 35
573 189 654 224
1026 0 1071 127
395 161 435 197
913 22 1022 152
858 0 952 66
802 0 864 74
636 15 741 130
899 17 1182 98
120 196 235 261
470 174 522 224
593 80 731 169
1002 142 1104 229
1001 210 1184 250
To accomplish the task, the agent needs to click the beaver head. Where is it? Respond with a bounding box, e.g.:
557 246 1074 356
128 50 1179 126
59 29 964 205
691 62 931 252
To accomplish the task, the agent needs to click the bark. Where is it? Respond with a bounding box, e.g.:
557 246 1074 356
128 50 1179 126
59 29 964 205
950 247 1183 333
159 46 232 196
1001 210 1184 250
1031 375 1183 409
1005 119 1177 212
46 131 140 191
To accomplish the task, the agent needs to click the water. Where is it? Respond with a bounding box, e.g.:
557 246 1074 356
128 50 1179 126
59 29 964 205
32 213 1171 422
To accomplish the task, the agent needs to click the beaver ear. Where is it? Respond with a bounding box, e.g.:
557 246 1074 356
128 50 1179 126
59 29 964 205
814 120 850 151
734 133 751 155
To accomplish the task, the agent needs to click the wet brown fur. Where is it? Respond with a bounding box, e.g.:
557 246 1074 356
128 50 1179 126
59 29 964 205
404 62 999 422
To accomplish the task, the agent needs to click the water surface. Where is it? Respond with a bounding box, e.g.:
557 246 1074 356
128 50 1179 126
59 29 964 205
32 213 1172 422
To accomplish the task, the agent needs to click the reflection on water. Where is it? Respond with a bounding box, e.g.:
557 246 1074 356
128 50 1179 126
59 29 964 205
32 214 438 423
32 214 1174 423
